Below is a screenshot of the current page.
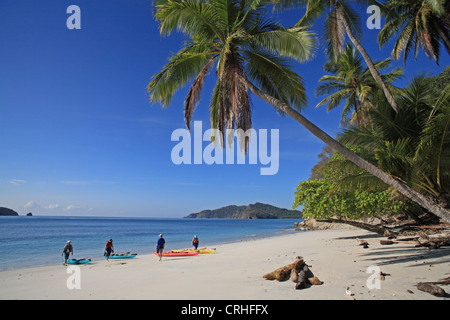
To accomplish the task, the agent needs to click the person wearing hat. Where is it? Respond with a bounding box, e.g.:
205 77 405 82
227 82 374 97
104 238 114 261
192 235 199 250
156 234 165 261
62 240 73 266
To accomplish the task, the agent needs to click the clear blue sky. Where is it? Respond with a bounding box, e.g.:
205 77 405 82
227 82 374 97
0 0 448 217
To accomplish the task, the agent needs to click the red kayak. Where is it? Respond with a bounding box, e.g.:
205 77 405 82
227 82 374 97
152 251 198 257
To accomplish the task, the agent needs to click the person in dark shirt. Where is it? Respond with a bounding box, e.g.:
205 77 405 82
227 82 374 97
104 238 114 261
192 235 199 250
62 240 73 266
156 234 165 261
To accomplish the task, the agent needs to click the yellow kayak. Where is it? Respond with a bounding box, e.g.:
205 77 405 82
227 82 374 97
172 248 216 254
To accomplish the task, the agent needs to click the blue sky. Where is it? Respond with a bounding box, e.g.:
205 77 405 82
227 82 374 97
0 0 448 217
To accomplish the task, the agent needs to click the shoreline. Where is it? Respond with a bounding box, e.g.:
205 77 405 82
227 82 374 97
1 228 449 300
0 216 301 272
0 226 302 273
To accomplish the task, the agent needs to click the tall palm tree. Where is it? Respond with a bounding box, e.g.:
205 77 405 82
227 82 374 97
149 0 313 148
273 0 400 111
377 0 450 65
315 43 403 125
148 0 450 222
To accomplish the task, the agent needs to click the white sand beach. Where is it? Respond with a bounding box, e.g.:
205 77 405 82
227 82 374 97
0 228 449 300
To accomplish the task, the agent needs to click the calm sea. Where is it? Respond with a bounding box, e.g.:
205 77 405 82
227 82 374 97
0 216 301 270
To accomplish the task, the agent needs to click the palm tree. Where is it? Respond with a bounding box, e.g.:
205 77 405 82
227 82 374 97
273 0 400 111
378 0 450 65
148 0 450 222
149 0 313 148
338 75 450 209
315 43 403 125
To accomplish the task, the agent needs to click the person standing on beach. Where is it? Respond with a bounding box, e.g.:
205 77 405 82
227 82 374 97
104 238 114 261
62 241 73 266
156 234 165 261
192 235 199 250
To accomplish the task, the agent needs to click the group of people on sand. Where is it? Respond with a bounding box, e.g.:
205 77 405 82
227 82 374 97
62 234 200 265
61 238 116 265
155 234 199 261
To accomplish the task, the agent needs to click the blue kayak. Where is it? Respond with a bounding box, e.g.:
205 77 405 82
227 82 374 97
105 253 137 259
63 258 91 264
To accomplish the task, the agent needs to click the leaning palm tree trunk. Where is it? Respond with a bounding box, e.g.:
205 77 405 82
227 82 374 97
336 5 399 112
240 75 450 224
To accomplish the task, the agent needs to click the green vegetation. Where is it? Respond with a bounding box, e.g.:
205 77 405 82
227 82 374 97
294 147 408 221
315 44 403 125
378 0 450 65
294 68 450 224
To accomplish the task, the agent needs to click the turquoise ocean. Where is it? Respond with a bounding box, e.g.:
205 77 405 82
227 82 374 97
0 216 301 270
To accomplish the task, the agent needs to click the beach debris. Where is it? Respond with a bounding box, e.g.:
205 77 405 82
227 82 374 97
356 238 369 249
414 235 450 249
375 233 450 249
379 271 390 281
418 276 450 288
263 257 304 281
416 282 446 297
295 263 315 290
384 230 396 239
434 276 450 285
263 256 323 290
308 276 323 285
395 237 420 242
290 268 298 283
345 287 356 300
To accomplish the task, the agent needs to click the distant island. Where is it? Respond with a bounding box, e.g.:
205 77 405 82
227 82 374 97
0 207 19 216
185 202 302 219
0 207 33 216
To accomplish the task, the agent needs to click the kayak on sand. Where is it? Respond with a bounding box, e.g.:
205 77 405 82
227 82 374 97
62 258 91 264
171 248 216 254
105 252 137 259
152 251 198 257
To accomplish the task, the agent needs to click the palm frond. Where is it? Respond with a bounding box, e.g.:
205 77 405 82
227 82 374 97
243 48 307 111
248 26 317 62
184 57 216 129
154 0 227 41
147 45 215 107
378 0 449 64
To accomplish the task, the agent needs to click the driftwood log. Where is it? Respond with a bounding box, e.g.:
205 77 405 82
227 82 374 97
415 236 450 249
263 257 322 290
417 282 447 297
294 264 308 289
263 258 304 281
